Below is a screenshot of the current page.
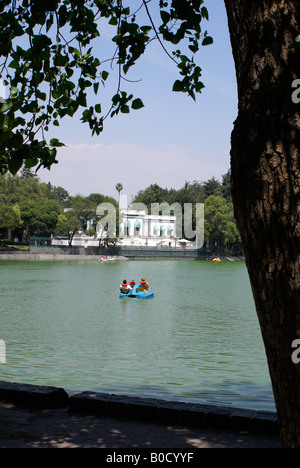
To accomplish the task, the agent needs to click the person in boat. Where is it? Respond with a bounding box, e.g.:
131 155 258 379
137 278 151 292
120 279 132 295
129 280 136 289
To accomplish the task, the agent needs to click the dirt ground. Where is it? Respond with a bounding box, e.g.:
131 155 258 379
0 401 281 448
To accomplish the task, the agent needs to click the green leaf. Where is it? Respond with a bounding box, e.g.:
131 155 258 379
24 157 38 169
93 82 99 95
102 70 109 81
123 64 130 75
131 98 144 110
0 114 12 131
52 90 62 100
121 105 129 114
46 13 54 33
141 26 151 34
202 36 213 46
72 48 81 57
172 80 184 92
109 16 118 26
0 100 13 113
196 81 205 92
36 90 47 101
289 35 300 49
188 44 199 53
50 138 65 147
10 86 19 97
160 10 170 24
201 7 209 21
8 154 23 175
8 60 19 69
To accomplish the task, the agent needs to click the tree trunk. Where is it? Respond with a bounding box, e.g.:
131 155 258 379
224 0 300 447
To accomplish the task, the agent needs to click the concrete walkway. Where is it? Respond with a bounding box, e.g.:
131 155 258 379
0 381 281 449
0 401 280 448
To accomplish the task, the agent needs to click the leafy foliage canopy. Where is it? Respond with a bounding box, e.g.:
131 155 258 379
0 0 212 174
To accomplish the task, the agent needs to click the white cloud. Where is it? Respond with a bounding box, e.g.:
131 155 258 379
38 141 229 199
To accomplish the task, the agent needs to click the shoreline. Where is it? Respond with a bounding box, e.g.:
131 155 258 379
0 253 129 261
0 252 245 262
0 381 280 448
0 380 278 437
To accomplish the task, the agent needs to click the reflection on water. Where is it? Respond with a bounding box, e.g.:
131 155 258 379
0 259 274 411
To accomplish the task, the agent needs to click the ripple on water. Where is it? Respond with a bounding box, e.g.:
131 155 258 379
0 259 274 411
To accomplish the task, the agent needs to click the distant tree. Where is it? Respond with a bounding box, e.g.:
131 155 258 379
204 195 241 253
54 210 81 246
221 170 232 202
87 193 105 206
0 202 23 242
58 195 98 245
20 168 37 179
203 177 221 198
0 173 44 205
115 183 123 204
133 183 169 208
19 198 60 237
174 180 205 205
47 184 70 206
67 195 96 229
188 180 206 204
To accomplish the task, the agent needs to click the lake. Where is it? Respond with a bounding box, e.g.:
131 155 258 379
0 258 275 411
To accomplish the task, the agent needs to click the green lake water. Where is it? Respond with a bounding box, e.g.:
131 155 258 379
0 259 275 411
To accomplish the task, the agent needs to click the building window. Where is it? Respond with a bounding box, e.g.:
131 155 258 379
168 226 173 236
134 221 141 236
124 221 131 236
160 226 166 237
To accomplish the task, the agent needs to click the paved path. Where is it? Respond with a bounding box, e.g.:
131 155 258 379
0 401 280 448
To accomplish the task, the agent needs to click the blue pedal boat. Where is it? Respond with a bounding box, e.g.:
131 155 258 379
119 284 154 299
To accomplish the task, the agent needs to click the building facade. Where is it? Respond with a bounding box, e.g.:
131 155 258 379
119 209 177 247
50 207 194 249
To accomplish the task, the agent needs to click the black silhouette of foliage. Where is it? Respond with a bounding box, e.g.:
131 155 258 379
0 0 212 174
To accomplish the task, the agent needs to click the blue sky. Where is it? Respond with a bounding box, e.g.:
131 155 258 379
4 1 238 200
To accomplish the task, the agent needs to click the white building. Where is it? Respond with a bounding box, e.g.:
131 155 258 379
51 206 195 248
118 209 179 247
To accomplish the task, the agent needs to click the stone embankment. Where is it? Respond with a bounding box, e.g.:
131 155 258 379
0 251 128 261
0 381 277 435
0 249 244 262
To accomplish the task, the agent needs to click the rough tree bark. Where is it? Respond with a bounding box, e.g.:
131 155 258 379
224 0 300 447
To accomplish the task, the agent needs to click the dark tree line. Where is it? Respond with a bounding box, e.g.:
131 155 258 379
132 171 242 253
0 168 242 253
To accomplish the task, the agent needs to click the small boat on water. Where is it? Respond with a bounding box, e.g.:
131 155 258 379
119 284 154 299
212 257 221 262
101 256 116 262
